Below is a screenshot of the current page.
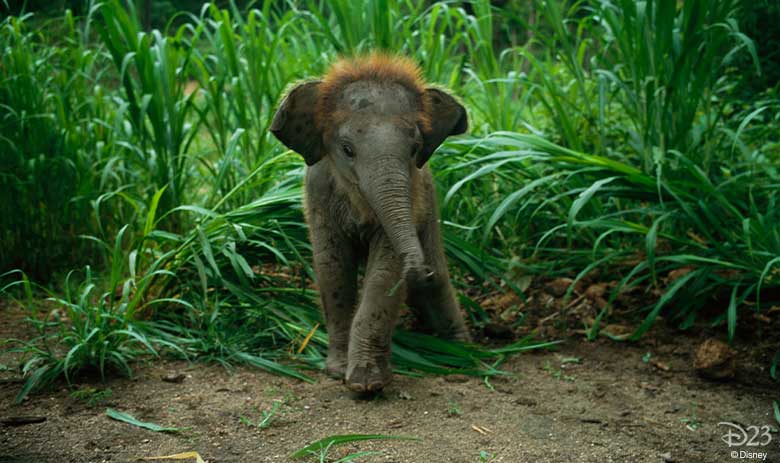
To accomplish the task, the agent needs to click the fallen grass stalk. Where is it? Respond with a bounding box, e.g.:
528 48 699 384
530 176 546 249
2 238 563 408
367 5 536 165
290 434 420 459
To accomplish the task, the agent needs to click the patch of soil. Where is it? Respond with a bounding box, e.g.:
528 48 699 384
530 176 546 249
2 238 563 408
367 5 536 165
1 349 777 461
1 298 778 463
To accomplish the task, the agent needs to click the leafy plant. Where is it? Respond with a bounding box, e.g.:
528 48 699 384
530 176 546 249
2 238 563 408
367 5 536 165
97 0 202 228
70 387 113 407
543 360 576 382
447 399 463 417
0 10 117 279
680 403 702 431
290 434 419 460
239 399 283 429
3 226 186 403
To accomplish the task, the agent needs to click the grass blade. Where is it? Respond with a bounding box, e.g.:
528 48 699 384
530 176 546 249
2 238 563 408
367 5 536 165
290 434 420 459
106 408 183 433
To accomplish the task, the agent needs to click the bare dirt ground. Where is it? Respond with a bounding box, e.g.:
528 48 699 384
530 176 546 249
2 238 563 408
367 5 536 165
1 300 779 463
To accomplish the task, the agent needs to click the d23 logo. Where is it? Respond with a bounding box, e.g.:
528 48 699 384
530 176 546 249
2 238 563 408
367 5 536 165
718 422 773 447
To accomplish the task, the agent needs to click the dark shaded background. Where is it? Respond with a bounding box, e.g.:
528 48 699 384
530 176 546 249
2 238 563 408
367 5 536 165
3 0 778 89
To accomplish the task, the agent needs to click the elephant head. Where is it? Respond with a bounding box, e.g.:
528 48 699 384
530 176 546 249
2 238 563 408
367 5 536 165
270 54 467 287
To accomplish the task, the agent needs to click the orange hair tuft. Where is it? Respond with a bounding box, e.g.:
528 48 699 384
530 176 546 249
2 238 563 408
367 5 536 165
315 53 431 132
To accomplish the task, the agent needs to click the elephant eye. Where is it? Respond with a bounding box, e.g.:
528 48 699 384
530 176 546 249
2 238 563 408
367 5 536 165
411 142 422 157
342 143 355 158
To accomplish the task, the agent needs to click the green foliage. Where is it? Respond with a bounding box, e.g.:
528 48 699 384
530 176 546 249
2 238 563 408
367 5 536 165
290 434 419 460
447 399 462 417
70 386 113 407
505 0 778 339
593 0 759 174
98 0 203 227
106 407 184 432
737 0 780 91
3 226 187 403
239 399 283 429
0 11 117 278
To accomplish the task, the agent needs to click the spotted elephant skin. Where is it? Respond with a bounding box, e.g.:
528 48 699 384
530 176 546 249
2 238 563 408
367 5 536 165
270 54 471 393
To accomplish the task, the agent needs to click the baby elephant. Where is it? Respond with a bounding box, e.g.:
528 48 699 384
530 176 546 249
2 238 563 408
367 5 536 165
271 54 470 392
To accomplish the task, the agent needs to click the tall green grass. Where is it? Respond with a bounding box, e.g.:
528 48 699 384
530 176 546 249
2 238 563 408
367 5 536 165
593 0 760 174
98 0 202 228
0 10 117 279
450 0 779 339
450 131 780 340
3 224 187 403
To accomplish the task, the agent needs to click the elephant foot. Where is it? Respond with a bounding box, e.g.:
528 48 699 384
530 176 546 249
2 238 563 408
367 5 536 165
447 328 472 343
325 352 348 379
345 355 392 393
439 324 472 343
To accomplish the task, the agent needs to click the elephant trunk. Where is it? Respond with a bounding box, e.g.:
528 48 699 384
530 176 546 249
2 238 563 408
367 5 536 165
361 156 433 287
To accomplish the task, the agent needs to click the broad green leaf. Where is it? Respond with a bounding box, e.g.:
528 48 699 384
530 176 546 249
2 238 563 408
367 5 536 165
106 408 183 433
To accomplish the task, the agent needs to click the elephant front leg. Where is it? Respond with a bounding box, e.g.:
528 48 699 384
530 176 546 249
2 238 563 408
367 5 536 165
346 235 403 393
312 238 358 379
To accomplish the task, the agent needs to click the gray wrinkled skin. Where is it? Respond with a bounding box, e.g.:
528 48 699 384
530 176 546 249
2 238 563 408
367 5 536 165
271 78 470 393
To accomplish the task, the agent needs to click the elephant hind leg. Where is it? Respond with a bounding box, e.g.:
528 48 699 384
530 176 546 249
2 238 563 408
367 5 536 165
406 276 471 342
406 222 470 342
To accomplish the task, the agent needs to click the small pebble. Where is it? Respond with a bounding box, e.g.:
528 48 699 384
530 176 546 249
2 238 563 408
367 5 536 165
444 374 470 383
514 397 537 407
161 373 186 384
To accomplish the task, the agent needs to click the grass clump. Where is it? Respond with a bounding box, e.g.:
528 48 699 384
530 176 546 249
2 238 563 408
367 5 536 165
0 11 116 279
70 387 113 407
2 224 185 402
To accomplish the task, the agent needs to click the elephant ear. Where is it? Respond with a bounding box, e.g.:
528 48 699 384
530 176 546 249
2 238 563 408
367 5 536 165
417 87 468 168
270 80 323 166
